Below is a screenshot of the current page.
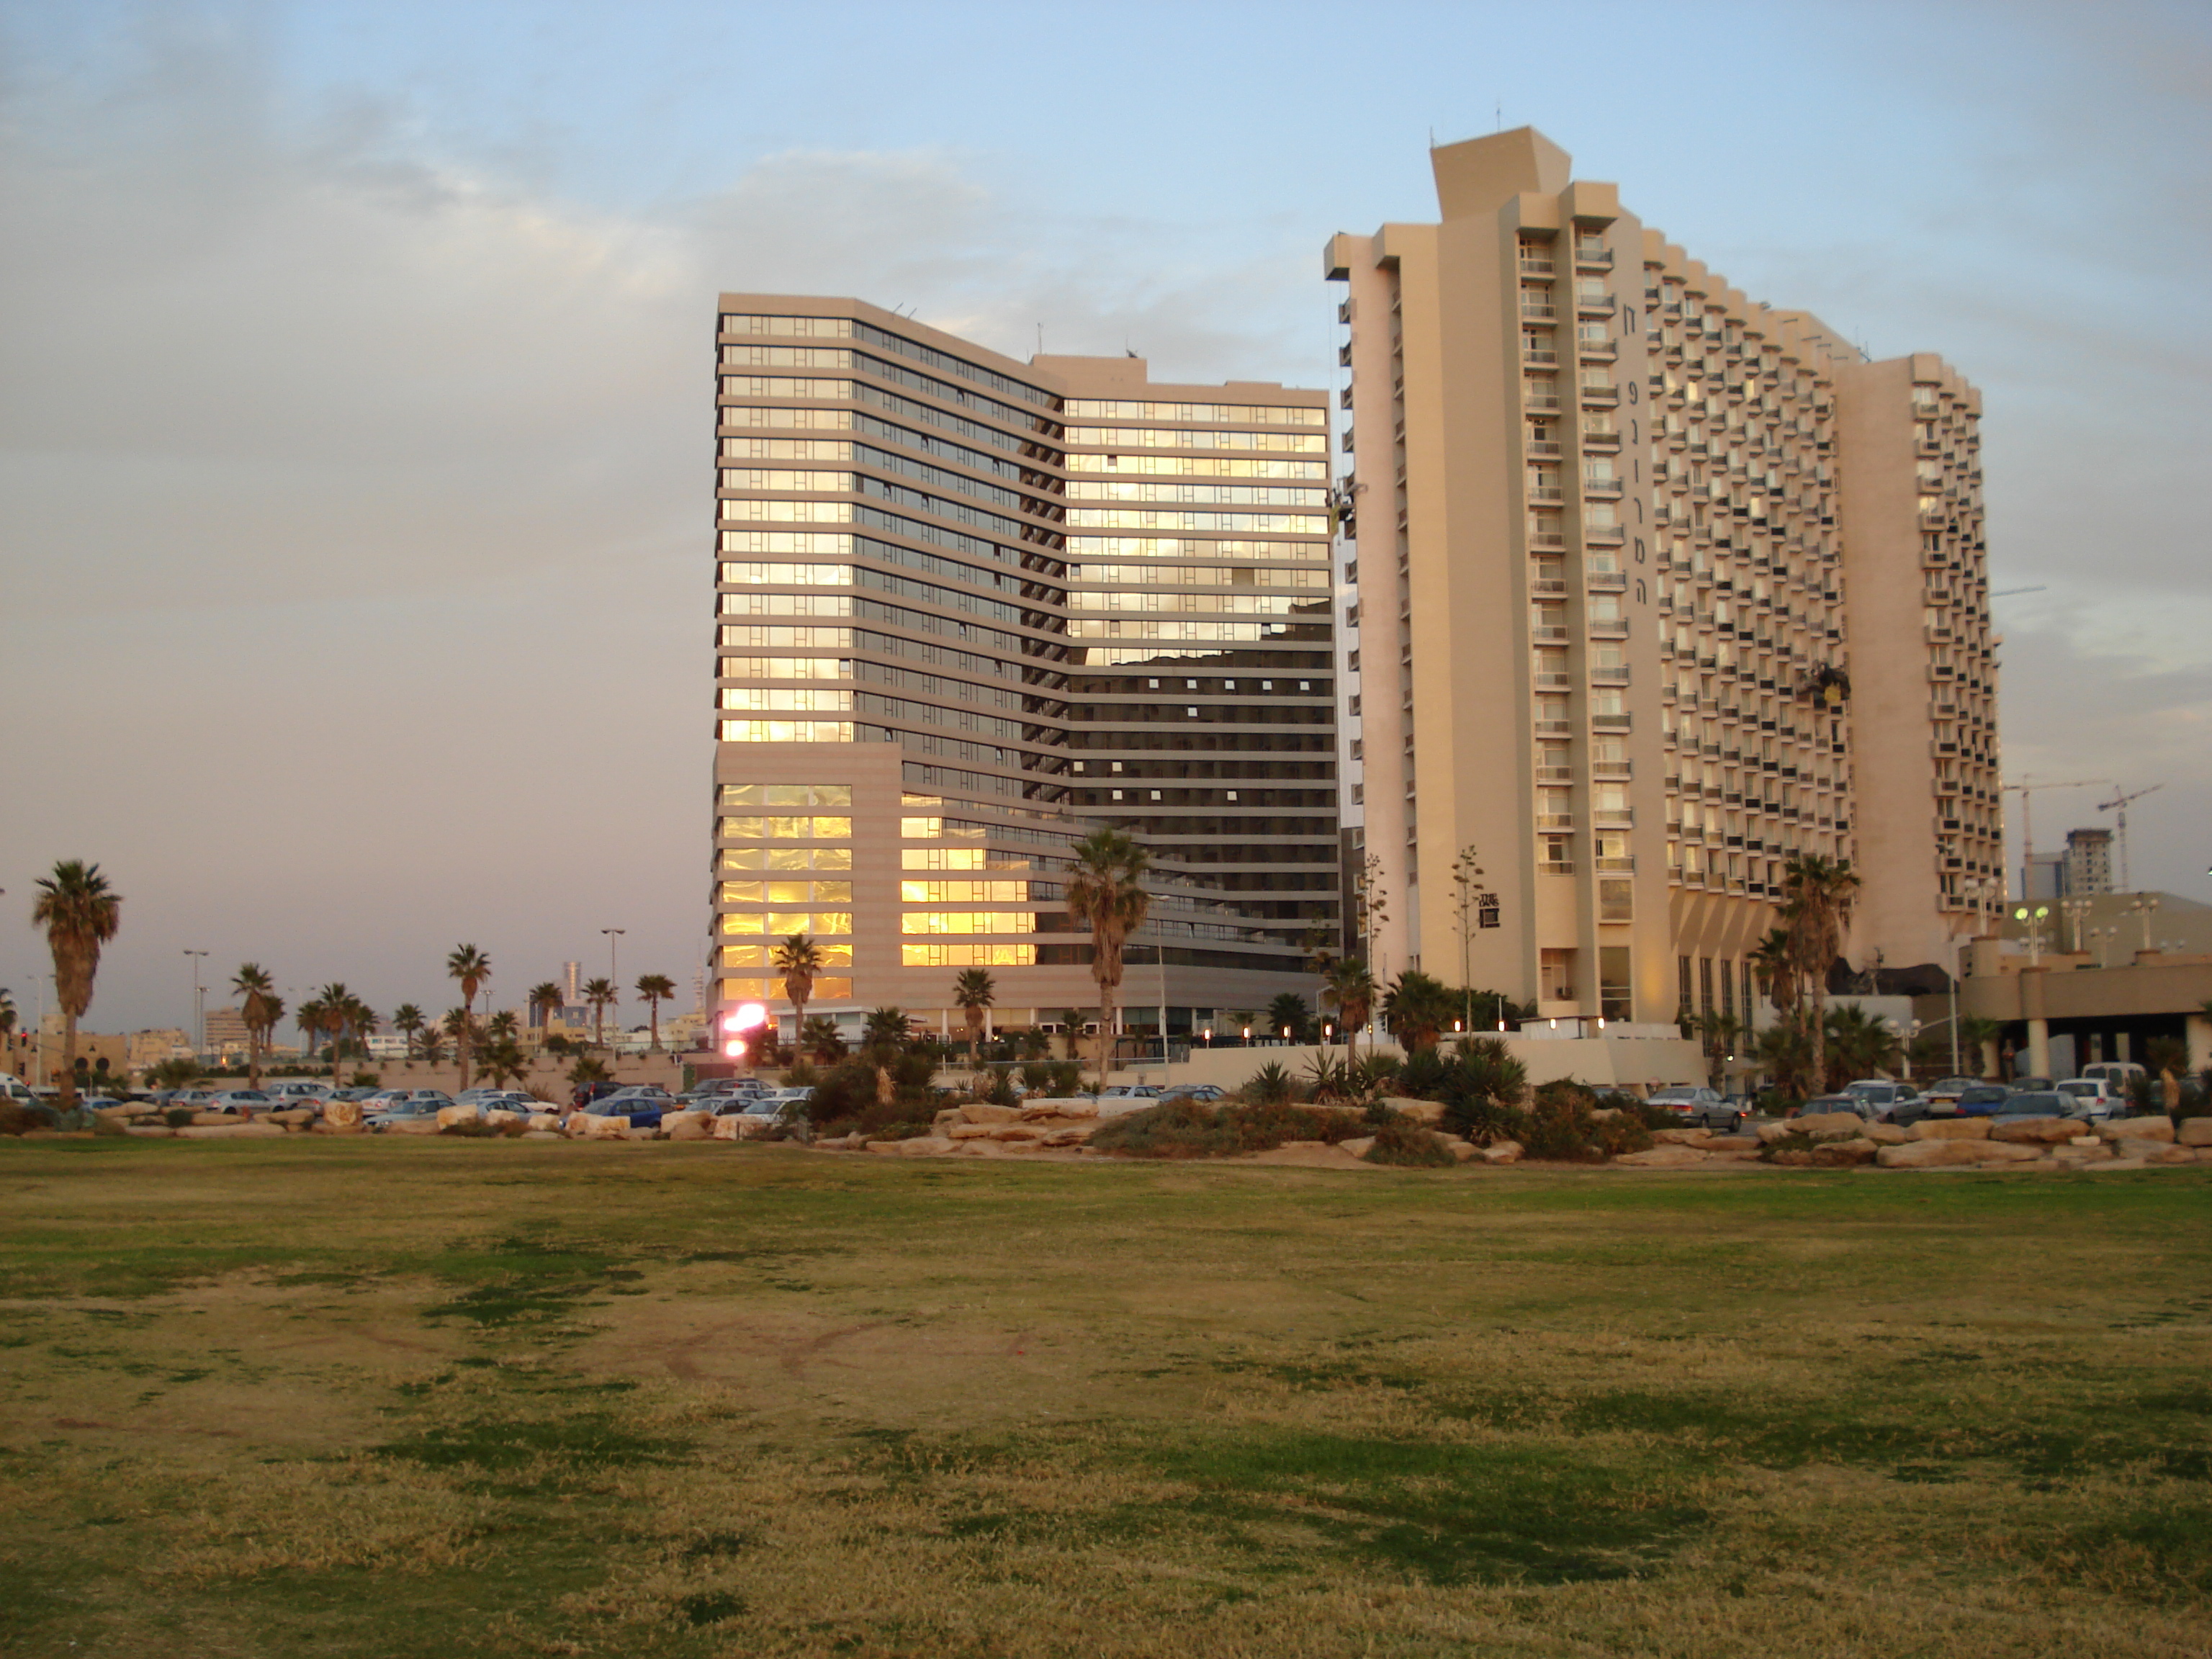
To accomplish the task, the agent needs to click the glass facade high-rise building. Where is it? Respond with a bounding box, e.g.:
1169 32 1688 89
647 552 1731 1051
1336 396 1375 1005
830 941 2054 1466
711 297 1336 1044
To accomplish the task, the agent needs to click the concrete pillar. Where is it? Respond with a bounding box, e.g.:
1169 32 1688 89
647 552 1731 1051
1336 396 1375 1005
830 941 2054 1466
2188 1015 2212 1074
2027 1018 2051 1079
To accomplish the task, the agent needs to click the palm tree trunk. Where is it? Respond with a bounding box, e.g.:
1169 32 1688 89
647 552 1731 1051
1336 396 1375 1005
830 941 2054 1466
649 1002 661 1051
59 1010 79 1109
1094 974 1115 1084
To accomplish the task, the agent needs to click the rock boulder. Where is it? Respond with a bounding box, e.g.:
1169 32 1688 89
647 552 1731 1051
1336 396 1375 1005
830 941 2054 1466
1652 1128 1712 1146
959 1102 1020 1125
1615 1144 1709 1168
436 1105 482 1130
2098 1116 2175 1145
1812 1138 1880 1166
1794 1111 1869 1140
1877 1139 1984 1169
1992 1116 2080 1144
2177 1117 2212 1147
1477 1140 1523 1165
1911 1118 1992 1141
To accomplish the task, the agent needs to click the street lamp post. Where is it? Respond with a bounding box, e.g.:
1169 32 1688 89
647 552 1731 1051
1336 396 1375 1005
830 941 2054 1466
601 929 625 1039
183 950 209 1056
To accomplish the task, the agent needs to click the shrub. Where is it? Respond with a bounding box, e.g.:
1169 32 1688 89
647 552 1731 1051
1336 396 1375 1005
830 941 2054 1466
1243 1061 1293 1105
1090 1099 1365 1159
983 1066 1020 1108
0 1102 45 1137
1519 1080 1606 1163
1362 1116 1457 1168
350 1071 381 1088
1394 1048 1449 1100
1589 1112 1654 1157
1436 1036 1531 1142
1304 1053 1354 1103
1353 1053 1401 1094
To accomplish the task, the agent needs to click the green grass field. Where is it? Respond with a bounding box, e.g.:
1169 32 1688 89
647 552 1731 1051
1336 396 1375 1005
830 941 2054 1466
3 1139 2209 1658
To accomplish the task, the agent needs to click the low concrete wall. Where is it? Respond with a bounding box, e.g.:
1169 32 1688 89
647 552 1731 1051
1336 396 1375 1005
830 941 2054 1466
1104 1034 1704 1094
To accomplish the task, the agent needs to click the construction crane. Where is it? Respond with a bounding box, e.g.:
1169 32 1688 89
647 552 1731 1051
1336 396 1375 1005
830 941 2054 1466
2000 777 2103 899
2098 783 2163 894
1990 585 2047 599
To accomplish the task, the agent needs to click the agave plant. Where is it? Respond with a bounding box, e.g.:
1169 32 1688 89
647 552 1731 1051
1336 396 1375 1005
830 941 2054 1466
1244 1061 1294 1105
1303 1051 1354 1102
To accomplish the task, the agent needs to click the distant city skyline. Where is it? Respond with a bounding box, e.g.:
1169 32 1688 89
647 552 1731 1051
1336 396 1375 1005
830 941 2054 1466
3 1 2205 1032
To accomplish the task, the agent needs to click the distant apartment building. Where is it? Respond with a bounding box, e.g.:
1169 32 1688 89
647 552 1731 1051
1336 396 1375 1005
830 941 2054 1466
1326 128 1995 1028
711 297 1338 1040
202 1005 250 1057
2063 827 2114 897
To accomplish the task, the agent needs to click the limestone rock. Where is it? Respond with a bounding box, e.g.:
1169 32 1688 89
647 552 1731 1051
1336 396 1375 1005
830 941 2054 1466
865 1138 904 1154
1339 1136 1377 1159
1755 1121 1795 1146
1770 1148 1815 1166
1384 1097 1447 1125
1616 1144 1709 1168
1812 1138 1880 1166
711 1113 744 1140
526 1112 562 1131
1878 1139 1984 1168
948 1123 997 1140
436 1105 481 1129
1794 1111 1868 1140
1965 1139 2046 1164
2090 1156 2149 1172
1992 1116 2078 1144
665 1112 712 1141
932 1107 963 1133
1704 1133 1760 1151
2098 1116 2175 1144
1652 1127 1712 1146
1865 1123 1911 1144
1449 1139 1478 1161
2146 1143 2195 1165
1040 1126 1094 1148
483 1108 523 1128
1477 1140 1522 1165
1911 1118 1992 1141
901 1136 956 1156
2176 1117 2212 1147
1022 1098 1098 1121
323 1099 363 1128
385 1117 441 1136
959 1103 1020 1125
990 1123 1045 1141
263 1108 314 1128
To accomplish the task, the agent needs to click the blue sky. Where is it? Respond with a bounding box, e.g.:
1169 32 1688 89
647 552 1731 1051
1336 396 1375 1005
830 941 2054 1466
2 0 2206 1033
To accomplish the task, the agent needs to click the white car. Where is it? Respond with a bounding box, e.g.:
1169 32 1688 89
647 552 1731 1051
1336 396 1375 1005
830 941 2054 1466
2053 1079 2117 1120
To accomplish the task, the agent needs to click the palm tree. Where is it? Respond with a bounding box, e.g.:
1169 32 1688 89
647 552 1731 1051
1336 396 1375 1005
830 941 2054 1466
800 1015 846 1064
1381 968 1457 1054
1321 957 1377 1064
392 1003 426 1061
772 935 826 1046
1695 1010 1740 1089
231 963 283 1089
1754 1020 1816 1101
1265 992 1311 1045
635 974 675 1051
308 982 354 1072
343 994 377 1071
446 944 491 1089
32 860 122 1110
416 1018 448 1066
1064 827 1151 1078
487 1010 519 1043
528 981 565 1043
295 996 328 1069
0 988 15 1050
1748 927 1799 1020
582 977 616 1048
1781 855 1859 1095
863 1006 910 1106
953 968 996 1054
1823 1004 1899 1091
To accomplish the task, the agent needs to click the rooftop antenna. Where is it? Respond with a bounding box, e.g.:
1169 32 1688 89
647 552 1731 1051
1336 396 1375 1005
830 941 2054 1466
1037 322 1043 356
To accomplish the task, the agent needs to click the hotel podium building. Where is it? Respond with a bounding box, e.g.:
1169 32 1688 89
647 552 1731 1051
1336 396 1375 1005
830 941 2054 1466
1326 129 1997 1030
710 297 1339 1041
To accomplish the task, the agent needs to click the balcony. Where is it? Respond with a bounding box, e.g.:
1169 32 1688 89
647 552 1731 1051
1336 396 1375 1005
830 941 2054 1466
1583 477 1623 500
1524 390 1562 411
1539 859 1577 876
1578 338 1619 363
1521 302 1559 322
1528 439 1563 458
1537 814 1576 831
1579 384 1619 405
1519 251 1557 276
1524 346 1560 366
1586 569 1628 590
1581 428 1621 451
1576 292 1618 316
1574 245 1614 270
1589 665 1631 685
1531 576 1568 596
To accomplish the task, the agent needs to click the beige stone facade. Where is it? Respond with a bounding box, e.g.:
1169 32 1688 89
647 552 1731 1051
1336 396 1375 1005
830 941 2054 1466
711 299 1337 1046
1326 128 1994 1026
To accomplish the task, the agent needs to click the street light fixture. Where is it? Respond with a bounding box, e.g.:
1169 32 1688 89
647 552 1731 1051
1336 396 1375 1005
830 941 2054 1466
601 929 625 1033
183 950 209 1055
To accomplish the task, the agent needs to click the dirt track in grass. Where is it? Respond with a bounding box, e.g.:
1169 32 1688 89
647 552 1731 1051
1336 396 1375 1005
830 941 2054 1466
3 1137 2209 1658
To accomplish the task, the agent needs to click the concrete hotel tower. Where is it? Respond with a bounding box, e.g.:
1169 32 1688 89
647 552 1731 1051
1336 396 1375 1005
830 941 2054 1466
1326 129 1996 1033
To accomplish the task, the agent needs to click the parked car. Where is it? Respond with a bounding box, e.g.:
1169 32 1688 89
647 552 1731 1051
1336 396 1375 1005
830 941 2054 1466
365 1099 447 1130
2008 1076 2056 1092
202 1089 279 1118
266 1082 331 1105
1099 1083 1161 1100
1920 1077 1982 1110
2052 1079 2118 1121
1992 1089 2079 1122
1848 1081 1927 1123
473 1091 544 1115
1952 1085 2016 1117
1647 1085 1743 1130
2077 1061 2146 1094
603 1084 673 1101
361 1089 455 1120
590 1102 667 1128
453 1089 509 1108
1159 1082 1227 1102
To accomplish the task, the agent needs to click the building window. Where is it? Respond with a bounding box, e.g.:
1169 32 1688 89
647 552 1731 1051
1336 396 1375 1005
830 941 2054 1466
1699 958 1714 1020
1540 949 1575 1004
1678 956 1694 1015
1599 946 1632 1023
1598 878 1633 924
